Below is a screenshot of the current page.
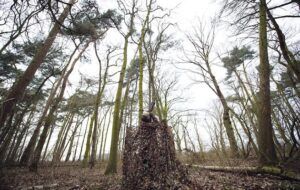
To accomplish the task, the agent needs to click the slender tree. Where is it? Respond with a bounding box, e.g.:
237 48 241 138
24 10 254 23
105 0 137 175
90 45 115 168
137 0 153 123
186 22 240 157
257 0 277 165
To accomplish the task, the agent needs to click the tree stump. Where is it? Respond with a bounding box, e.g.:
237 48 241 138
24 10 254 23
122 120 192 190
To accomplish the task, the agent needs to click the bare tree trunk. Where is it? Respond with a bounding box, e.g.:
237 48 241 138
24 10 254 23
10 105 37 164
231 110 259 156
137 2 152 123
208 66 239 157
29 103 59 171
98 108 110 160
16 111 35 162
0 124 17 164
82 116 94 167
52 112 72 162
65 121 80 162
194 124 205 160
90 44 111 167
6 114 31 164
232 119 246 157
2 110 28 164
187 23 240 158
78 117 90 161
257 0 277 165
105 1 136 173
173 126 182 153
56 114 75 162
102 108 113 161
73 120 84 162
42 123 55 162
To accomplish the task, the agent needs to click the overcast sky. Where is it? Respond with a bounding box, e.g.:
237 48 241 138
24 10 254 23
73 0 229 109
69 0 230 147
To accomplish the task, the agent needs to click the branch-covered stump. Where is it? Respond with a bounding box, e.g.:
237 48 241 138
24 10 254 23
122 120 192 190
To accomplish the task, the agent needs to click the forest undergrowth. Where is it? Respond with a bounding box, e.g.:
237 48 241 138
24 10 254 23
1 159 300 190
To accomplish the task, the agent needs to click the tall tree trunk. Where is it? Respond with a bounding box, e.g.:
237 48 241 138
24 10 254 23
52 112 72 162
0 107 29 164
146 56 163 120
29 105 58 171
6 123 28 164
105 5 136 173
206 64 240 157
231 110 259 156
82 116 94 167
78 118 90 161
0 0 75 128
194 124 205 159
137 0 152 123
42 123 55 162
16 110 35 162
7 99 37 162
173 126 182 153
98 108 110 160
118 78 132 152
65 121 80 162
90 43 111 167
29 40 91 171
257 0 278 165
102 108 113 161
105 38 129 174
0 123 17 164
73 120 84 162
56 114 75 162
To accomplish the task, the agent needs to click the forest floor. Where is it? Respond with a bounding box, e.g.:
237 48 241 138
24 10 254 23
1 161 300 190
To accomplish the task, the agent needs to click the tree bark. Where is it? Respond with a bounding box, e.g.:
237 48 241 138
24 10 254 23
42 123 55 162
105 4 136 173
65 120 80 162
257 0 278 165
102 108 113 161
56 114 75 162
52 112 72 162
98 108 110 160
207 64 240 158
82 116 94 167
78 118 89 161
137 0 152 123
